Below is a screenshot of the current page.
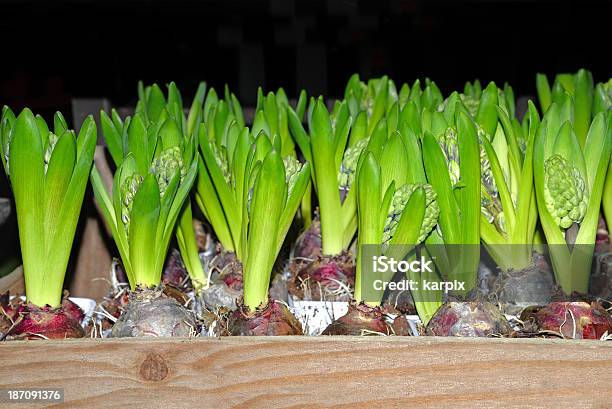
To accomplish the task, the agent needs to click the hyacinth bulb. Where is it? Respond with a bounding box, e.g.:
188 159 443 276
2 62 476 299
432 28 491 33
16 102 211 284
338 138 368 192
383 183 439 244
544 154 588 229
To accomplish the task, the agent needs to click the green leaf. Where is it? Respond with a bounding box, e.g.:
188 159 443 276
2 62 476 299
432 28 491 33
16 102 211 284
203 88 218 122
296 90 308 120
100 110 124 165
244 150 286 310
536 73 551 113
10 109 46 305
389 186 425 247
195 154 234 252
287 105 312 164
127 114 149 175
45 118 96 300
476 82 498 137
422 132 460 244
159 117 182 149
91 167 134 285
275 163 311 256
456 111 481 245
231 93 245 129
44 131 76 256
187 82 207 137
355 152 383 302
53 111 68 136
311 100 343 255
380 131 409 190
199 133 240 248
582 113 608 189
147 84 166 123
129 174 161 287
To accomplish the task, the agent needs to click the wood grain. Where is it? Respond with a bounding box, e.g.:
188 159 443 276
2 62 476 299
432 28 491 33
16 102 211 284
0 265 24 295
0 337 610 409
69 216 111 301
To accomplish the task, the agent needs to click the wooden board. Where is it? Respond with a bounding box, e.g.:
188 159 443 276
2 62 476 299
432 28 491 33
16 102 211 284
0 265 24 295
69 216 111 301
0 336 610 408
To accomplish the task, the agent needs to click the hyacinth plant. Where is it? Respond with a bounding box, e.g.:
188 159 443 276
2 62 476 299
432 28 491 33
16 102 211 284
288 99 354 254
100 82 208 293
458 82 543 271
534 100 612 294
323 127 442 333
197 121 311 334
421 106 481 297
91 112 198 290
196 88 308 255
285 98 364 301
0 108 96 338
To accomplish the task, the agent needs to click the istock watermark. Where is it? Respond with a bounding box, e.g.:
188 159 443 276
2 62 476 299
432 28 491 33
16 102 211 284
372 255 434 273
359 244 475 303
370 254 465 294
359 243 602 305
372 278 465 293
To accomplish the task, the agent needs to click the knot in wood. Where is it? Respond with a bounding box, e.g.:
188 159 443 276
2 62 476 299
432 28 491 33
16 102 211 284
139 352 168 381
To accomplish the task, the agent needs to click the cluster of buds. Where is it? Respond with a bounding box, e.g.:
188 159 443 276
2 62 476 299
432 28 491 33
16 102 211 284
544 154 587 229
439 127 460 186
338 139 368 193
283 155 304 197
459 94 480 117
151 146 186 197
383 183 439 245
121 173 144 230
211 144 230 183
477 127 507 233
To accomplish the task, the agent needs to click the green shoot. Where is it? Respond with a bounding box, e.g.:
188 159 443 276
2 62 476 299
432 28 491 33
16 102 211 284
422 107 481 296
534 100 611 293
100 82 208 292
288 99 354 256
0 108 96 307
91 113 198 289
536 69 594 147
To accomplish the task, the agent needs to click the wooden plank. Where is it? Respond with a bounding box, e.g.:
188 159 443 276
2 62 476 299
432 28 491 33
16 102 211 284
69 216 111 301
0 337 610 408
0 265 24 295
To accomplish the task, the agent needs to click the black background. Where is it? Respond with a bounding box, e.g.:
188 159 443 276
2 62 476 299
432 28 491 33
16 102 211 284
0 0 610 271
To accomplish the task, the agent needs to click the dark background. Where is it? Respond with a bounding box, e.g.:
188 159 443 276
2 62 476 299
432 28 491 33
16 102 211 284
0 0 610 273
